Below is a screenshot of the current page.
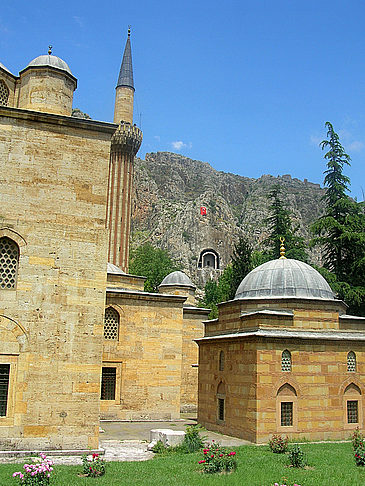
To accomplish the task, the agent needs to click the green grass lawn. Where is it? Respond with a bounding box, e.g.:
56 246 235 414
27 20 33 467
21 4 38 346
2 442 365 486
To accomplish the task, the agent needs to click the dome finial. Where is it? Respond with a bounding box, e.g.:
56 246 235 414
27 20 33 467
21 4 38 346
279 237 286 259
48 45 52 55
128 26 131 37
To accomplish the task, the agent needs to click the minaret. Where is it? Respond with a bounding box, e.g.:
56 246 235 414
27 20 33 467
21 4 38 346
107 29 142 272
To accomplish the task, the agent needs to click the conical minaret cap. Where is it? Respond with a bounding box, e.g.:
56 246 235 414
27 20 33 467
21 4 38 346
116 29 134 90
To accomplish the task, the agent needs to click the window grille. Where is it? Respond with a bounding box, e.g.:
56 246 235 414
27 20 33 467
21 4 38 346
347 351 356 372
218 398 225 421
0 364 10 416
100 367 116 400
0 81 9 106
281 350 292 372
280 401 293 426
219 351 225 371
347 400 359 424
104 307 119 340
0 237 19 289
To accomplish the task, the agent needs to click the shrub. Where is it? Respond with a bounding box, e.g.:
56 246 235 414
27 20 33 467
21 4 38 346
354 447 365 466
180 424 206 453
352 427 364 451
269 434 289 453
81 452 105 477
288 445 306 468
151 440 167 454
12 453 54 485
199 441 237 474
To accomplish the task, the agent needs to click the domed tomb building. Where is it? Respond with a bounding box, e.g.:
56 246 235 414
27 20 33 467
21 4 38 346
196 256 365 443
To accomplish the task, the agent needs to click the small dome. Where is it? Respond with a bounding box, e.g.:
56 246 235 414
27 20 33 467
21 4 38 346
235 258 335 300
160 271 195 288
26 54 73 76
107 262 125 275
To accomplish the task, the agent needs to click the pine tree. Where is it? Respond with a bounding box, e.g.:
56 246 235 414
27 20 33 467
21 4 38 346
311 122 351 279
264 185 308 261
311 122 365 315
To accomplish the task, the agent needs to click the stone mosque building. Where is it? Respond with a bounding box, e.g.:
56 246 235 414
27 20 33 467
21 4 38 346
1 31 365 451
0 31 209 451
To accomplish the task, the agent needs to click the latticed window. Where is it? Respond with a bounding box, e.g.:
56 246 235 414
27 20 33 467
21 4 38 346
347 351 356 372
347 400 359 424
0 364 10 416
100 367 116 400
281 350 292 372
281 401 293 426
0 80 9 106
104 307 119 340
218 398 225 421
219 351 225 371
0 237 19 289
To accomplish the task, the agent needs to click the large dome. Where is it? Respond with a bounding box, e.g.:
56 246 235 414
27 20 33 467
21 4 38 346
235 258 335 300
26 55 73 76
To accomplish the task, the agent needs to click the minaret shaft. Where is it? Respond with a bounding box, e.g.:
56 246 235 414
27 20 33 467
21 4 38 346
113 86 134 124
106 151 135 272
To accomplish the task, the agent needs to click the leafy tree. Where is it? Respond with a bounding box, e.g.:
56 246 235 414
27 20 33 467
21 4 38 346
71 108 92 119
264 185 308 261
129 243 180 292
311 122 365 315
200 265 234 319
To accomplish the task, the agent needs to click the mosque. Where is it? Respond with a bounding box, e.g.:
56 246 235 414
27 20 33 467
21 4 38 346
0 31 364 451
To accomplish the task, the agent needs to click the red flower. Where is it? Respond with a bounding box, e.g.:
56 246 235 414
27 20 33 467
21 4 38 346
198 460 206 464
211 454 214 458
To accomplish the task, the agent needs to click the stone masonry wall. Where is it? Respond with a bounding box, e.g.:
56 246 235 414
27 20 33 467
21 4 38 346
256 339 365 443
0 108 114 449
102 292 185 420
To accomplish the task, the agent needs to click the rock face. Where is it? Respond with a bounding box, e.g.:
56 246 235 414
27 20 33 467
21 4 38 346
131 152 325 288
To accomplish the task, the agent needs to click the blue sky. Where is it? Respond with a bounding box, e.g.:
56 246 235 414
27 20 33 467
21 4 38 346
1 0 364 200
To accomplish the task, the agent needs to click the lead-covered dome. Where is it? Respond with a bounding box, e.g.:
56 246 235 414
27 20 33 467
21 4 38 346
235 258 335 300
160 271 195 288
26 54 73 76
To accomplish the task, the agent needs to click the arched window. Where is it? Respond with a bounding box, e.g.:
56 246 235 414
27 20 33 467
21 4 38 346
219 351 225 371
0 80 9 106
197 249 220 269
277 383 297 429
0 237 19 289
217 381 226 422
344 383 361 426
103 307 119 340
281 350 292 372
347 351 356 372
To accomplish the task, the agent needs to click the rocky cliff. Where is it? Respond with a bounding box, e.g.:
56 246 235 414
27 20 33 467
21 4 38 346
131 152 325 287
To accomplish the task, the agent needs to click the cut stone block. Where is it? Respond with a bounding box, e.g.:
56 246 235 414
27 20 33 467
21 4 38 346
149 429 186 449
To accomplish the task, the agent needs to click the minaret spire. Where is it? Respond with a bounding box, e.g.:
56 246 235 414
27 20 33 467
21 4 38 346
113 29 135 124
108 29 142 272
116 27 134 90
